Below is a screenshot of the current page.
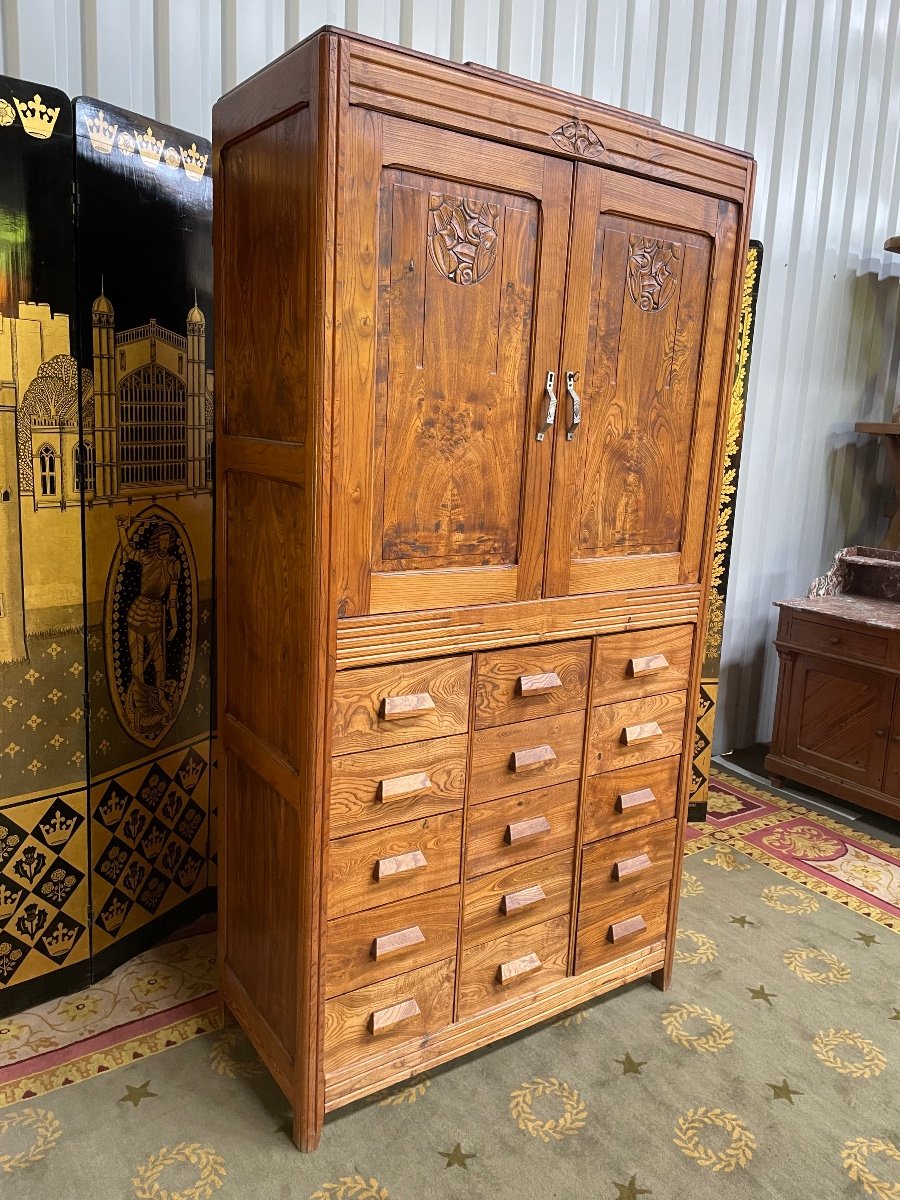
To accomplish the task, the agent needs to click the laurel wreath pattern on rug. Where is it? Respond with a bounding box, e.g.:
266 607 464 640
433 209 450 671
703 845 750 871
761 884 820 914
842 1137 900 1199
662 1003 734 1053
310 1176 390 1200
674 1106 756 1172
783 946 851 986
681 872 704 897
379 1076 431 1106
553 1008 590 1028
0 1107 61 1172
510 1077 587 1142
132 1142 225 1200
674 929 718 964
813 1030 887 1078
209 1031 263 1079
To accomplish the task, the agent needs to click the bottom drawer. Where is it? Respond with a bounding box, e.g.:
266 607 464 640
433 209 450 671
574 886 669 974
457 913 570 1020
323 956 455 1074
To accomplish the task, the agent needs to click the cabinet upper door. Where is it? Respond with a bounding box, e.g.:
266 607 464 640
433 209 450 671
544 167 740 597
334 111 572 617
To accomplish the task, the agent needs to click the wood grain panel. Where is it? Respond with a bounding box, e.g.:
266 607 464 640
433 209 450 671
470 710 586 802
329 734 467 836
323 956 455 1074
331 655 471 754
465 781 578 877
581 757 680 842
457 914 569 1020
579 820 676 915
592 626 693 705
325 885 460 998
575 885 669 974
462 849 573 947
328 811 462 918
589 691 687 774
475 638 590 727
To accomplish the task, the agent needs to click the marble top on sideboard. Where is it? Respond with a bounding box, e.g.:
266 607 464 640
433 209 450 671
774 593 900 631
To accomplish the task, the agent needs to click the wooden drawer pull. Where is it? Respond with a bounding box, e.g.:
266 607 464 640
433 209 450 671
628 653 670 677
500 883 546 916
621 721 663 746
379 692 435 721
617 786 656 812
509 744 557 773
371 924 425 960
505 815 551 844
607 915 647 944
516 671 563 696
374 849 427 881
612 852 652 881
376 771 433 803
367 997 420 1034
497 951 542 985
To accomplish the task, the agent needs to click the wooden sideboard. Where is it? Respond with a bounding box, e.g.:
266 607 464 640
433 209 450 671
766 595 900 821
213 26 755 1150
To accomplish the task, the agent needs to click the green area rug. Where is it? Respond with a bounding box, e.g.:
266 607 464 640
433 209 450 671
2 767 899 1198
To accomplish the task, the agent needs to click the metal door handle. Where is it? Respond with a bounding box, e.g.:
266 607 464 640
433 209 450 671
565 371 581 440
537 370 558 441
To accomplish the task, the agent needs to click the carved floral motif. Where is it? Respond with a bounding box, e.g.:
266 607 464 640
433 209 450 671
550 118 605 158
627 236 681 312
427 194 499 285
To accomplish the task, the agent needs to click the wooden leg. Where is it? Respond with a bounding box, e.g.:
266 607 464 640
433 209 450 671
293 1105 323 1152
651 965 671 991
767 774 784 788
217 994 232 1026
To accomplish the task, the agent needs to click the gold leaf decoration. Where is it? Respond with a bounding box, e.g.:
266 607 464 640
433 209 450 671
674 1106 756 1172
661 1004 734 1053
783 947 850 986
310 1176 390 1200
0 1107 61 1172
681 872 705 897
813 1030 887 1079
842 1138 900 1199
761 885 820 914
208 1030 263 1079
703 845 750 871
379 1076 431 1106
132 1142 225 1199
674 929 718 964
509 1077 587 1142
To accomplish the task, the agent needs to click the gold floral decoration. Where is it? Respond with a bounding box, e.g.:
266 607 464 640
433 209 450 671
761 825 843 859
662 1004 734 1053
132 1142 225 1200
510 1077 587 1142
674 929 718 964
310 1177 389 1200
681 872 704 897
208 1030 263 1079
703 845 750 872
813 1030 886 1079
379 1076 431 1106
0 100 15 128
674 1106 756 1172
0 1107 61 1171
761 885 820 914
842 1137 900 1199
783 947 850 986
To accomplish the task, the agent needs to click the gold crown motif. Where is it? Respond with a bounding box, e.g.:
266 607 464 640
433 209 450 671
101 896 127 932
14 93 60 140
141 826 166 859
179 142 208 182
39 809 76 847
43 921 77 959
0 882 22 920
178 856 202 889
135 126 164 167
178 758 203 789
85 109 117 154
99 790 126 826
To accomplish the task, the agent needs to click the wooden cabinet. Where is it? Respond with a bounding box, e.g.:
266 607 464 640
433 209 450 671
214 27 754 1150
767 596 900 818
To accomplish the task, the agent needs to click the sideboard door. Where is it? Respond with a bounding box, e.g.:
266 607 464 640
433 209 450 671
544 167 739 597
334 111 572 617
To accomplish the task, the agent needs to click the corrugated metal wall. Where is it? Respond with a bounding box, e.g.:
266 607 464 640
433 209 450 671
3 0 899 751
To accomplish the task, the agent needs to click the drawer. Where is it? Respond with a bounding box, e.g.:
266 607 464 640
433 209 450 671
582 757 680 842
325 885 460 999
788 615 889 665
575 885 669 974
466 782 578 878
593 626 693 705
474 639 590 729
328 811 462 919
589 692 686 775
463 849 573 947
579 820 677 916
323 956 455 1074
457 913 569 1020
470 710 585 803
331 655 472 755
329 734 467 838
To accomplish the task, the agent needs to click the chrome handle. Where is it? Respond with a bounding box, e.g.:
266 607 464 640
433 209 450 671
565 371 581 440
536 370 558 441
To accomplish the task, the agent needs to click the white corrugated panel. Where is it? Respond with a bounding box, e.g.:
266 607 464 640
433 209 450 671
3 0 899 751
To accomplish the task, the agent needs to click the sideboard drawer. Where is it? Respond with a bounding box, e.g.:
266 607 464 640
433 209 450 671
465 782 578 877
331 656 472 755
323 956 455 1074
462 849 573 947
593 627 693 705
328 811 462 918
470 710 585 803
325 885 460 998
457 914 569 1020
788 615 889 665
582 758 680 842
329 734 467 837
474 639 590 728
589 692 686 775
575 886 669 973
579 821 677 915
